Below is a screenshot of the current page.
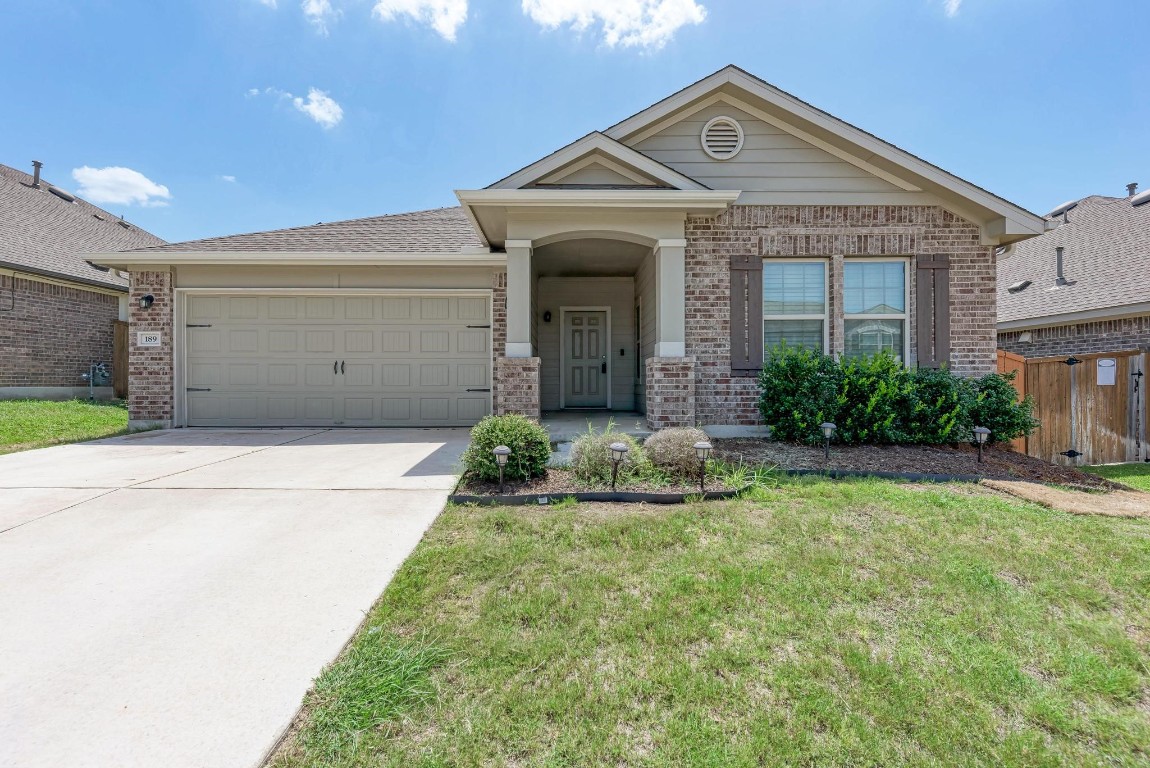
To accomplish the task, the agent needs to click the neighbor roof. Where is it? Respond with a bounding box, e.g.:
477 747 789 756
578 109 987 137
997 194 1150 327
131 206 485 254
0 163 165 290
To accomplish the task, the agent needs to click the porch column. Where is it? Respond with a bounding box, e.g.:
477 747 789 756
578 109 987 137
654 239 687 357
504 239 533 358
646 238 695 429
495 239 541 420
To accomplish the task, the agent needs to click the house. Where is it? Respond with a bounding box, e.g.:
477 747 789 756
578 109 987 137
997 186 1150 357
92 65 1045 432
0 162 166 399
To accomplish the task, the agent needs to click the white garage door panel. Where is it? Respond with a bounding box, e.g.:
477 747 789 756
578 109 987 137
185 295 491 427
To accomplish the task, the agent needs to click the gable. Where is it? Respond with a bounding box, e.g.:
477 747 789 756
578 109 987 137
534 155 661 188
629 101 906 200
486 132 707 191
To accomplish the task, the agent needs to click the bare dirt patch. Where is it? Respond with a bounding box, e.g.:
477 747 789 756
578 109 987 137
980 480 1150 518
714 439 1122 491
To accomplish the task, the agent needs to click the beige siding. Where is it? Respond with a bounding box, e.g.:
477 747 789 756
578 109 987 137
631 103 908 201
537 277 635 411
540 162 651 187
176 265 496 290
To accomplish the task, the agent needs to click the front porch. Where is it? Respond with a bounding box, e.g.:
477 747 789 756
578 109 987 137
495 232 695 430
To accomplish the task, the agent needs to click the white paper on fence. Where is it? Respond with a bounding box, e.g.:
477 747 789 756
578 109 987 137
1097 358 1117 386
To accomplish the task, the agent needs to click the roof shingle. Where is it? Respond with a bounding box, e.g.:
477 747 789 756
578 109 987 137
130 206 485 254
0 163 165 289
997 195 1150 325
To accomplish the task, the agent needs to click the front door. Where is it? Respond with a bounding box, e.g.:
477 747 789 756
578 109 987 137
564 310 608 408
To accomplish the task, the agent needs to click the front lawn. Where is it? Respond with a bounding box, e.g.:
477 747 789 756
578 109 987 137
271 480 1150 767
1088 463 1150 493
0 399 129 454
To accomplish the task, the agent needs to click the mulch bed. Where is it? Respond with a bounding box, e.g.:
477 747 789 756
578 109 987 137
713 439 1124 492
456 467 735 497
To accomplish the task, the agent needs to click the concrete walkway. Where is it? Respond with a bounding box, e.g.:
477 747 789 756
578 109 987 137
0 428 467 768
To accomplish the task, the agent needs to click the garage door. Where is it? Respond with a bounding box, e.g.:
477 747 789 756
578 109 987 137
184 294 491 427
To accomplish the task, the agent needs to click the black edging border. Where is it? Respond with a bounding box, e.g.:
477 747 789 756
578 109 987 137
781 468 984 483
450 468 985 506
450 487 749 506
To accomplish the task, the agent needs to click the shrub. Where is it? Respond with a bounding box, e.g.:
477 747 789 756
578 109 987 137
644 427 710 480
757 345 1038 447
834 352 913 445
461 414 551 483
969 371 1039 444
758 343 841 446
901 366 974 445
569 421 652 486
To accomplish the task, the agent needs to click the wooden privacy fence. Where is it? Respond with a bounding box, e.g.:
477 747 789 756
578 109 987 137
998 348 1148 466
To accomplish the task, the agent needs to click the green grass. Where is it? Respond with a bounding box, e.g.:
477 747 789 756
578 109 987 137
0 399 130 454
271 479 1150 767
1086 463 1150 492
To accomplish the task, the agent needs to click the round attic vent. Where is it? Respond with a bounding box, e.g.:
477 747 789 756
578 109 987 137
701 116 744 160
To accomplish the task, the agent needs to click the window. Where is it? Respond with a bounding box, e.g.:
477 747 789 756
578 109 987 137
843 259 908 361
762 260 827 353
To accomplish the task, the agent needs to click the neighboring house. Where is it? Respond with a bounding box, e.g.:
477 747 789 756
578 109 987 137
94 65 1044 431
0 162 166 399
997 186 1150 357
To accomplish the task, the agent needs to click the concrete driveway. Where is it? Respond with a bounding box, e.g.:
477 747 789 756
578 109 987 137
0 427 468 768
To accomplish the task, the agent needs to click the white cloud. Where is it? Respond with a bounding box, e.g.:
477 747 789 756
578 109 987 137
220 175 237 183
72 166 172 207
256 0 277 8
302 0 340 34
249 86 344 128
521 0 704 49
292 88 344 128
373 0 468 41
944 0 961 16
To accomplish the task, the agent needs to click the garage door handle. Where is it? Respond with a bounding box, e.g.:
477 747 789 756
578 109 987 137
341 361 345 375
466 388 491 392
334 361 338 375
466 324 491 329
186 387 211 392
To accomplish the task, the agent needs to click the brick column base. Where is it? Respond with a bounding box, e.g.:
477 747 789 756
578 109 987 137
128 270 174 429
494 357 541 421
645 357 696 430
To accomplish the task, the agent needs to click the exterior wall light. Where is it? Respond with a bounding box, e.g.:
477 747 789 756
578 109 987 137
820 423 837 460
609 442 629 491
139 294 155 310
493 445 511 493
973 427 991 463
694 441 712 492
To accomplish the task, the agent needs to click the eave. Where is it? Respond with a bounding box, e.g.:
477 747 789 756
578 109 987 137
88 251 507 268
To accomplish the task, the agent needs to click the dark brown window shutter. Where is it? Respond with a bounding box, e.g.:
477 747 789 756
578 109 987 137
915 255 950 369
730 252 763 377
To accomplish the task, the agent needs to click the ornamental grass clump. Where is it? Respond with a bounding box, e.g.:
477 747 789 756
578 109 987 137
644 427 710 481
569 421 652 486
461 414 551 483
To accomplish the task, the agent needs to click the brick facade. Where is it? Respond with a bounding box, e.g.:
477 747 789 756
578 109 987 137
687 205 996 426
493 356 541 421
0 274 121 389
998 315 1150 358
645 357 696 429
491 270 506 412
128 270 174 426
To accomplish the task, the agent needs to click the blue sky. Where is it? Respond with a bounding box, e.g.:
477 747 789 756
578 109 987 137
2 0 1146 244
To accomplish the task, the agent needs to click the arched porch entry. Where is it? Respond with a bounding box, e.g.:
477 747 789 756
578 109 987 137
499 218 689 427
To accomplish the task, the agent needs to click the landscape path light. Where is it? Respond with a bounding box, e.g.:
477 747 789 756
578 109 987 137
820 423 837 460
694 441 713 492
609 442 629 491
493 445 511 493
973 427 991 463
